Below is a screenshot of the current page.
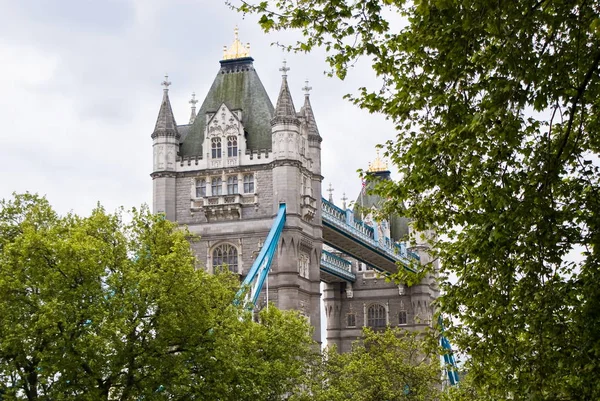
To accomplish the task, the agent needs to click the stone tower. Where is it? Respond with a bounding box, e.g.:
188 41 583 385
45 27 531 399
150 33 323 343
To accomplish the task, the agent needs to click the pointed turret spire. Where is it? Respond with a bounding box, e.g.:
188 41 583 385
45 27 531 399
152 74 179 139
189 92 198 124
301 79 320 137
272 60 298 125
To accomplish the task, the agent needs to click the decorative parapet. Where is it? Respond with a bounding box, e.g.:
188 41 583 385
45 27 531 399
178 154 203 166
244 149 270 160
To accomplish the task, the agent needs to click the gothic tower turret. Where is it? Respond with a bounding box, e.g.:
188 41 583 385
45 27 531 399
268 63 323 342
151 75 180 221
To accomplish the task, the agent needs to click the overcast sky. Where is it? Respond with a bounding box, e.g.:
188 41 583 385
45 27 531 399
0 0 397 216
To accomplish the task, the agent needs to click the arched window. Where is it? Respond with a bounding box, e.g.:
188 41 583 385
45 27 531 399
243 174 254 193
195 178 206 197
399 310 408 325
227 136 238 157
211 177 222 196
367 304 386 328
227 176 238 194
211 138 222 158
347 312 356 328
212 243 238 273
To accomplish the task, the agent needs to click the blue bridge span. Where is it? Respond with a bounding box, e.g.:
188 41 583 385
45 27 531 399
319 198 419 283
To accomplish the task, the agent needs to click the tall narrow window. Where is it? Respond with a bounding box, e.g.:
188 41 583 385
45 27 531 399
227 176 238 194
399 310 408 325
211 177 222 196
243 174 254 193
367 304 386 328
195 178 206 197
227 136 238 157
211 138 222 158
212 244 238 273
347 313 356 328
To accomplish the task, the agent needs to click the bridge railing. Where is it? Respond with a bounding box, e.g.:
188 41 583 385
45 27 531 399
321 249 354 280
321 198 418 269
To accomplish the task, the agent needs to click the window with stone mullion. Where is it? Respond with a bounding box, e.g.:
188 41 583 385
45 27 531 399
227 136 238 157
347 313 356 327
367 304 386 328
212 244 238 274
196 178 206 197
227 176 238 195
399 310 408 325
211 177 222 196
211 137 222 158
243 174 254 193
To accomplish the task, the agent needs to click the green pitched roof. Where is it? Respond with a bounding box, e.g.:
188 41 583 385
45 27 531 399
179 58 274 157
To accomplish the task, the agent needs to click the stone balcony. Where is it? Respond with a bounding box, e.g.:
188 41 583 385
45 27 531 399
191 194 257 221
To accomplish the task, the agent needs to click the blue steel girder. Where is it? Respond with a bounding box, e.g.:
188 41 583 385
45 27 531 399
234 204 286 308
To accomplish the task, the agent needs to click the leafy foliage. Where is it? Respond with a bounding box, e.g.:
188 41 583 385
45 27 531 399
229 0 600 399
308 328 441 401
0 193 317 400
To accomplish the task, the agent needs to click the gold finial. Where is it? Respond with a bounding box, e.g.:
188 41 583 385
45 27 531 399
367 150 389 172
223 25 251 60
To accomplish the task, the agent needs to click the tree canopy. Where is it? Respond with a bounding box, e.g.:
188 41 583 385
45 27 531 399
230 0 600 399
0 193 317 400
310 328 442 401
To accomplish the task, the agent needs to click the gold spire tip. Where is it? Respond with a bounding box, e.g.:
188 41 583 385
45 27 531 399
223 25 251 60
367 150 389 172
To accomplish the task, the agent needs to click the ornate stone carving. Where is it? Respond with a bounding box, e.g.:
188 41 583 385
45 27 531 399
346 283 354 299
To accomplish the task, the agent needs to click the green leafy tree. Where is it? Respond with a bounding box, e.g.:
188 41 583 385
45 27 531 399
307 328 441 401
229 0 600 399
0 193 317 400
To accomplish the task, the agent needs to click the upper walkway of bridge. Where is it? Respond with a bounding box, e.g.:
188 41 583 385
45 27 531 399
319 198 420 282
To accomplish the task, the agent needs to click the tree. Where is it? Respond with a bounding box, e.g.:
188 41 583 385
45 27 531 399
0 193 317 400
307 328 441 401
229 1 600 399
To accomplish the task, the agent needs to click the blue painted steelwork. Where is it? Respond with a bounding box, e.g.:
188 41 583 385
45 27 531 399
235 204 287 307
321 198 417 272
320 250 356 282
439 317 460 386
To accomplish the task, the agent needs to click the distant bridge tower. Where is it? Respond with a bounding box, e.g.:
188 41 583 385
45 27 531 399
322 153 439 352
